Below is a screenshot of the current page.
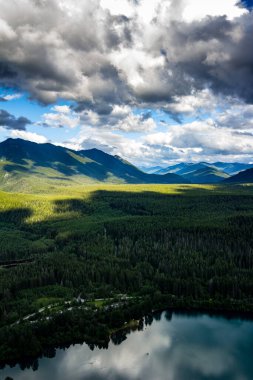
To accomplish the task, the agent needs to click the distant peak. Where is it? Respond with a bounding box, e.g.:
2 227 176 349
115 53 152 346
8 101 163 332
82 147 104 154
3 138 36 145
87 148 101 152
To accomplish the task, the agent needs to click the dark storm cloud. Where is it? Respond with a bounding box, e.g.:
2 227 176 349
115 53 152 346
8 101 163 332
73 101 113 115
0 62 17 79
0 0 133 104
0 0 252 109
0 110 31 130
168 14 253 103
137 13 253 105
141 12 253 106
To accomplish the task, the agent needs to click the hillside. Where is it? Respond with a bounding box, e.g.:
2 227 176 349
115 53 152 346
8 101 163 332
183 167 229 183
139 165 164 174
211 162 253 175
223 168 253 183
79 148 186 184
0 138 188 191
154 162 229 183
155 162 209 176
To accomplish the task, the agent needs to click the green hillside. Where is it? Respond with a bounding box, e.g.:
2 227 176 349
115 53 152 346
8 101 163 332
224 168 253 183
184 167 229 183
0 138 188 192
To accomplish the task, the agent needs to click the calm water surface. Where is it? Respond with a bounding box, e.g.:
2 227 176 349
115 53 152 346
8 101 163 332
1 311 253 380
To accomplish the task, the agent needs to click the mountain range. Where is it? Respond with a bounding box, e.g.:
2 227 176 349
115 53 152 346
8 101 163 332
141 161 253 184
0 138 188 191
0 138 252 191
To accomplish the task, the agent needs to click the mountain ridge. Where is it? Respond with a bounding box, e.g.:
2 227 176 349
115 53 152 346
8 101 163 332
223 168 253 183
0 138 189 190
183 167 229 183
141 161 253 184
1 138 253 189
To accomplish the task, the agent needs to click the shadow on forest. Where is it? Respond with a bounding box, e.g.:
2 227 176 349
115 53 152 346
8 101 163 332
1 185 252 268
1 186 253 370
0 186 217 225
0 208 32 225
0 185 252 229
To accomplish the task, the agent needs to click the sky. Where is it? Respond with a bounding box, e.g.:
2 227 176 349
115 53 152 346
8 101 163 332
0 0 253 167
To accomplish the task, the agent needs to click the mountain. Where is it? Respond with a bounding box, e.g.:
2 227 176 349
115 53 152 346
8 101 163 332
155 163 187 175
150 161 253 184
78 147 187 184
152 162 253 176
156 162 230 184
211 162 253 175
155 162 211 176
183 167 229 183
223 168 253 183
0 138 188 191
139 165 164 174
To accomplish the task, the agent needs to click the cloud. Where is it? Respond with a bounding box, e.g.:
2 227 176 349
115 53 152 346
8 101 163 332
0 109 31 130
79 104 157 132
0 0 252 108
62 124 155 164
0 0 131 104
42 103 157 132
3 93 22 101
0 18 16 41
144 119 253 162
41 106 80 128
0 0 253 165
216 103 253 129
182 0 246 21
10 130 48 143
52 111 253 166
68 116 253 165
0 93 21 101
161 89 221 122
53 105 71 114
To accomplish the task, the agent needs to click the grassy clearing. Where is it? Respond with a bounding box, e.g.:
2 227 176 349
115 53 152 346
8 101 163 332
87 300 107 308
33 297 63 309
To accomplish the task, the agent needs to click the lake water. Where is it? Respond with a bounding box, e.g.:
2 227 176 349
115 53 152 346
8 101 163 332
1 311 253 380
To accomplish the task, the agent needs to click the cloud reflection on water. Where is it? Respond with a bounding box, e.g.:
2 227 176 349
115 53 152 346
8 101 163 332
1 312 253 380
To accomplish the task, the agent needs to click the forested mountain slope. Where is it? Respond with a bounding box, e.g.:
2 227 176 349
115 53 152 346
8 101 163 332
224 168 253 183
0 138 188 191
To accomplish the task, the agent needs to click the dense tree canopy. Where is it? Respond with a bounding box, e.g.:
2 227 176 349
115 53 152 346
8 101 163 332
1 184 253 365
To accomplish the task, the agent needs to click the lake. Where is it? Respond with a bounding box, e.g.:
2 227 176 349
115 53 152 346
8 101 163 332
1 311 253 380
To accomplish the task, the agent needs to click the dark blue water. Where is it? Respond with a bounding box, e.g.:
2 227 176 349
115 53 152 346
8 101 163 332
1 311 253 380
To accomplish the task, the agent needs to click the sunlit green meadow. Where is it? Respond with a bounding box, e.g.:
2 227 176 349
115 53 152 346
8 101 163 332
0 182 253 226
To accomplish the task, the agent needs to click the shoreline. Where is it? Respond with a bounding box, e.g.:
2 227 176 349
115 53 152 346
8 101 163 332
2 299 253 369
